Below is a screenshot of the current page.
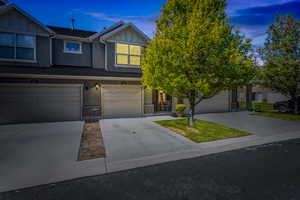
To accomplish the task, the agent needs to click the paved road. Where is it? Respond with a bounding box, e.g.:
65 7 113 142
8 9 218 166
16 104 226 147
2 138 300 200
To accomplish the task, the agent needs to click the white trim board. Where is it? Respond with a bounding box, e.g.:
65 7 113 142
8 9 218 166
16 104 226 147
0 73 142 81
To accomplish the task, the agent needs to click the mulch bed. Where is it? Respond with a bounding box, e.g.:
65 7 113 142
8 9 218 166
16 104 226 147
78 121 106 161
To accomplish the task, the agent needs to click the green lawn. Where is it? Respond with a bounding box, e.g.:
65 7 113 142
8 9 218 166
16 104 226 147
155 118 251 143
251 112 300 121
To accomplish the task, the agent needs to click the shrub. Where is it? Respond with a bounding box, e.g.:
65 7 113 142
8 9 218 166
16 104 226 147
239 101 247 109
176 104 186 117
252 102 273 112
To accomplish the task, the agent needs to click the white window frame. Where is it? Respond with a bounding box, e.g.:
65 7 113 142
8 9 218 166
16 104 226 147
0 32 36 63
115 42 142 68
63 40 82 54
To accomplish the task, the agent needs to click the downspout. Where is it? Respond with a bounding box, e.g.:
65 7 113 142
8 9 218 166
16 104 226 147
99 38 107 71
49 35 55 66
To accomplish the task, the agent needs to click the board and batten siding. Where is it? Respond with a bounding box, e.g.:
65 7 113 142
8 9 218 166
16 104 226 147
0 9 49 35
0 36 51 67
52 39 92 67
0 9 51 67
108 26 148 44
105 25 147 73
92 41 105 69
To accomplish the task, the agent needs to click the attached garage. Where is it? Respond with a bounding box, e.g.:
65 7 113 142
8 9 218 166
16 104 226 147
0 84 82 125
194 91 230 114
183 91 230 114
101 85 143 118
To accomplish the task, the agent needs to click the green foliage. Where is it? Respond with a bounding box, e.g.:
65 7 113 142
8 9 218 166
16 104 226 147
252 102 273 112
260 15 300 113
176 104 186 116
142 0 257 123
155 118 251 143
176 104 186 112
239 101 247 109
251 112 300 121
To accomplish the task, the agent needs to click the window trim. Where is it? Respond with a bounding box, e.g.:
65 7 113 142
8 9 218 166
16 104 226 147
115 42 142 67
0 32 36 62
63 40 82 54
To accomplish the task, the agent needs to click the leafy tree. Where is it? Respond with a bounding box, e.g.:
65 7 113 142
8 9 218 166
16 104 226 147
260 15 300 114
142 0 257 125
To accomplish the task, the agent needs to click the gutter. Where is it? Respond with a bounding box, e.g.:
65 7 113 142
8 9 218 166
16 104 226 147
0 73 141 81
55 34 90 42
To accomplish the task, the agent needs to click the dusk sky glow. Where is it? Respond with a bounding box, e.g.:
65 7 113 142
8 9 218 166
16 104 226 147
11 0 300 47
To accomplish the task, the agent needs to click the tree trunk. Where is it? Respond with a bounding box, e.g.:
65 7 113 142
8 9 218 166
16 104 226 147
189 104 195 126
246 85 253 111
294 97 298 114
231 88 238 111
188 91 196 126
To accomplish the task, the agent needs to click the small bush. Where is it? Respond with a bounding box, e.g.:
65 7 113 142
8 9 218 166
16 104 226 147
252 102 273 112
239 101 247 109
176 104 186 117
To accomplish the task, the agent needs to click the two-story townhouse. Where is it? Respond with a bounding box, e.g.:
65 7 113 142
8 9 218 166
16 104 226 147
0 0 232 124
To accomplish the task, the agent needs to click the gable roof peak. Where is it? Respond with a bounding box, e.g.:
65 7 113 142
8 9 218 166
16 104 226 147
88 21 125 41
101 22 150 42
0 3 54 35
0 0 8 5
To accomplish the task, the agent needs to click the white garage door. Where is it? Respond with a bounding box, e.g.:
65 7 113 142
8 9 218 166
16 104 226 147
0 84 82 125
101 85 143 118
195 91 230 114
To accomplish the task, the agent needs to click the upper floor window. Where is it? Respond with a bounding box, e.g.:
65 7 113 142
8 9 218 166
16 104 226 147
0 33 35 61
64 41 82 54
116 43 141 66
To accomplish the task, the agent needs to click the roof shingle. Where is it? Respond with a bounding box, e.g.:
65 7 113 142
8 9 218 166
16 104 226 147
47 26 97 38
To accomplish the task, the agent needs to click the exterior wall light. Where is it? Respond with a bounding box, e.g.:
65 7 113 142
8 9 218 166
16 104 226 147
95 83 100 90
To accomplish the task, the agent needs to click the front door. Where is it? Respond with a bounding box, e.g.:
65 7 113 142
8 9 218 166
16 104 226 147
153 90 172 112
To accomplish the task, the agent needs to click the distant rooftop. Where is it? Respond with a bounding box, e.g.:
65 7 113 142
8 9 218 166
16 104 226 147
47 26 97 38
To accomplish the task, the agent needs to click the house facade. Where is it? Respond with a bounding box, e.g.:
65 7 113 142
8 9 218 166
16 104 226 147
0 0 232 125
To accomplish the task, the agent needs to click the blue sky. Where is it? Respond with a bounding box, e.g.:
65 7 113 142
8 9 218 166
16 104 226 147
11 0 300 47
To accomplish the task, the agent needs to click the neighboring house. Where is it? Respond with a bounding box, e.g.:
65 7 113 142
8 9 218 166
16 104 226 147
237 86 289 106
0 0 232 124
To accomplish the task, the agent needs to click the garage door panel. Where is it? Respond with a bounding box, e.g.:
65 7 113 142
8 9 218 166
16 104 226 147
102 85 142 118
195 91 229 114
0 85 82 124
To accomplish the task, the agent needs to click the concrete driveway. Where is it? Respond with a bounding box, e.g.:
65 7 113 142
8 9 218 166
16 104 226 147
196 111 300 137
0 121 106 193
100 116 195 163
1 112 300 193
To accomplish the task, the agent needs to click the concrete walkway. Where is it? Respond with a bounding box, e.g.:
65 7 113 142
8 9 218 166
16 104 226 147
1 112 300 193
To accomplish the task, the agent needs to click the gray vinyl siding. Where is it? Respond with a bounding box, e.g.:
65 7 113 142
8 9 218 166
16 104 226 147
92 42 105 69
52 39 92 67
108 26 148 44
106 42 141 73
84 82 101 106
0 9 49 35
0 36 51 67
